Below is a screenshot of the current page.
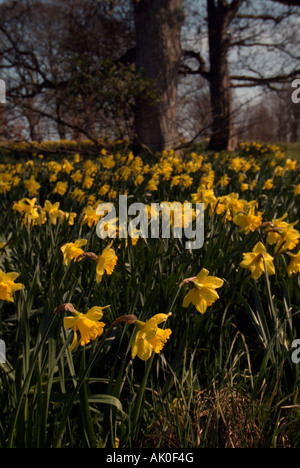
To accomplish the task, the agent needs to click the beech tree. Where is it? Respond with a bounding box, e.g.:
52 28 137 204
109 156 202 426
206 0 242 151
0 0 137 141
181 0 300 151
133 0 185 153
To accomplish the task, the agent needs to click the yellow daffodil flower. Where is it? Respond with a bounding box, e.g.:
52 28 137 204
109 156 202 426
233 204 263 234
83 176 94 189
0 269 24 302
287 250 300 277
240 183 249 192
219 174 230 187
239 242 275 280
62 159 74 174
12 198 41 227
71 187 86 202
71 170 83 183
266 214 300 254
53 181 68 196
182 269 224 314
146 178 159 191
99 184 110 197
131 313 172 361
81 205 100 228
191 184 216 210
274 224 300 254
274 166 284 177
74 153 81 163
294 184 300 195
61 239 88 266
24 175 41 196
285 158 297 171
41 200 64 225
64 306 108 350
262 179 274 190
95 242 118 283
61 211 77 226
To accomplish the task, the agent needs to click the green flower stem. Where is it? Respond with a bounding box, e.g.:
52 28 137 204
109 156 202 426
7 310 58 448
52 315 136 448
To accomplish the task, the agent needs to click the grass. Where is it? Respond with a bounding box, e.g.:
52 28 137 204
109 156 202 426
0 140 299 448
279 143 300 161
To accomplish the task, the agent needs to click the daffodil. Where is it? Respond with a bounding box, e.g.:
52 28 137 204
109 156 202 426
274 224 300 254
71 187 86 202
81 205 100 228
285 158 297 171
146 177 159 191
226 193 247 216
274 166 284 177
74 153 81 163
134 174 144 186
240 183 249 192
229 156 246 173
53 181 68 196
191 184 216 210
71 170 83 183
287 250 300 277
266 214 300 253
62 159 74 174
24 175 41 196
0 173 12 193
0 269 24 302
83 176 94 189
265 213 289 245
61 211 77 226
182 269 224 314
262 179 274 190
99 184 110 197
131 313 172 361
61 239 88 266
239 242 275 280
41 200 64 225
12 197 41 227
64 306 108 350
294 184 300 196
219 174 230 187
233 204 263 234
95 242 118 283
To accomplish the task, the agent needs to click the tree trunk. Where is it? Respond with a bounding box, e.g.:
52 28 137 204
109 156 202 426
133 0 184 154
23 102 40 141
207 0 238 152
